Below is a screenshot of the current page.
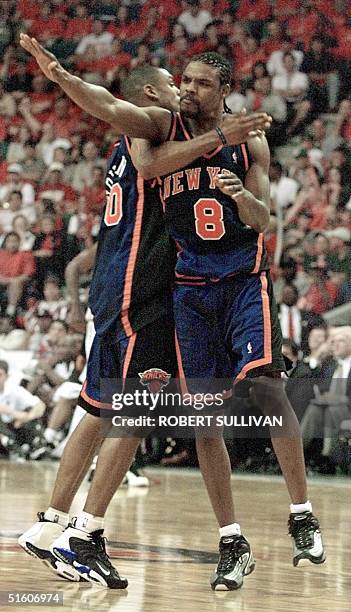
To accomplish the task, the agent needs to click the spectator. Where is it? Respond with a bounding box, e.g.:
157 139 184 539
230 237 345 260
0 163 35 207
38 162 77 209
81 166 105 216
0 78 16 118
302 262 339 315
267 36 304 77
177 0 213 38
29 4 64 44
301 327 351 473
6 125 31 164
48 97 78 139
32 215 65 290
65 3 93 41
269 161 299 211
225 80 246 114
72 141 105 193
246 75 287 147
278 284 302 346
272 52 310 136
11 214 35 251
285 326 329 422
235 36 266 85
301 36 339 112
0 231 35 317
325 227 351 277
75 18 114 58
0 191 32 234
4 60 32 95
0 360 45 461
24 277 68 336
21 144 46 184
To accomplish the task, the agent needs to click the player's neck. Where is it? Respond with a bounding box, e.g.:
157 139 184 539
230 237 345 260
186 111 223 137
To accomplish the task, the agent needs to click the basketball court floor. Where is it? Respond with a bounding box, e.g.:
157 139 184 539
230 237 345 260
0 461 350 612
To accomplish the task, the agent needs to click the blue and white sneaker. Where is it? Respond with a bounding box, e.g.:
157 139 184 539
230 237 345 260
51 523 128 589
18 512 81 581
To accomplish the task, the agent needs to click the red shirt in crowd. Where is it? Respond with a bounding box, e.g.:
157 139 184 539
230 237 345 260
82 184 106 216
65 16 93 40
236 0 270 21
304 281 339 315
0 250 36 278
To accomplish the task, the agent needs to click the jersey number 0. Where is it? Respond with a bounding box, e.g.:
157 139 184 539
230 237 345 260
194 198 225 240
104 184 123 226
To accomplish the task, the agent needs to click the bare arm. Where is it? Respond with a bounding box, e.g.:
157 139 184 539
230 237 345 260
215 135 271 233
19 34 170 140
65 243 98 306
65 243 98 332
131 112 272 179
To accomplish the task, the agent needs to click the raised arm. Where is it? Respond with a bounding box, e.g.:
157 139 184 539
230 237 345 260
131 112 272 179
215 134 271 233
19 34 170 140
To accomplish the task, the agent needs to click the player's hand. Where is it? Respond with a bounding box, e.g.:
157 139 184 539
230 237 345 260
215 172 246 202
221 111 272 145
19 33 64 83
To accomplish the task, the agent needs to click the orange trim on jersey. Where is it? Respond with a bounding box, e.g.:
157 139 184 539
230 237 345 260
80 380 111 409
124 135 132 155
175 271 205 280
177 113 223 159
122 332 137 386
252 233 264 274
175 331 189 395
241 143 249 172
121 174 145 336
159 188 167 213
168 112 177 141
234 272 272 384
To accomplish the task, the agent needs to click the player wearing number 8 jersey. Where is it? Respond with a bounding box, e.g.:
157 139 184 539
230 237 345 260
131 52 325 591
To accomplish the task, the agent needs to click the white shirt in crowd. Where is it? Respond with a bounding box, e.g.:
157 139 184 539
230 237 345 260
279 304 302 346
333 356 351 381
177 10 212 36
267 49 304 77
0 379 40 424
272 71 308 102
270 176 299 209
75 32 114 57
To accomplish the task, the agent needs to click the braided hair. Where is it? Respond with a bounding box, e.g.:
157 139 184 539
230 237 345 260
189 52 233 113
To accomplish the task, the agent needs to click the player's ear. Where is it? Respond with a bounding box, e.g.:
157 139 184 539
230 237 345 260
143 83 158 103
222 83 230 98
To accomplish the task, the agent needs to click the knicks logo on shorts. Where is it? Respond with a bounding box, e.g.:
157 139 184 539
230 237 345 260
138 368 171 393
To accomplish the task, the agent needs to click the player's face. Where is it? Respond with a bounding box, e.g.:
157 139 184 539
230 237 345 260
180 62 227 120
155 69 180 112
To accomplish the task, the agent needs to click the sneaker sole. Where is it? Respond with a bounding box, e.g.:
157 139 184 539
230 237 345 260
52 548 128 589
19 540 82 582
211 556 256 591
293 551 326 567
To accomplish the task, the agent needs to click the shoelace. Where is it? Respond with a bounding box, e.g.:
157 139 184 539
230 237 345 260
217 537 246 574
91 531 116 572
289 515 319 549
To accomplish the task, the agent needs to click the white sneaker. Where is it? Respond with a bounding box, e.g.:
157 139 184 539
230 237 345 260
124 468 149 487
18 513 81 581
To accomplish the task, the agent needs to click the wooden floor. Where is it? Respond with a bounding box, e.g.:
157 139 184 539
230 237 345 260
0 461 350 612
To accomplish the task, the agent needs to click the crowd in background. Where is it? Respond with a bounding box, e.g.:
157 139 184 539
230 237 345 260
0 0 351 473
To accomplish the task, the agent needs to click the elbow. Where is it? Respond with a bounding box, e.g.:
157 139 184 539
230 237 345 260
255 210 270 234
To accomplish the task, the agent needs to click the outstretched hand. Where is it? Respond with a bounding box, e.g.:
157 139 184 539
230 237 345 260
19 33 64 83
221 110 271 145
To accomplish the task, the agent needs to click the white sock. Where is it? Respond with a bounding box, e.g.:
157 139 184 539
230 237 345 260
44 506 69 528
219 523 241 537
73 512 104 533
290 500 312 514
44 428 57 444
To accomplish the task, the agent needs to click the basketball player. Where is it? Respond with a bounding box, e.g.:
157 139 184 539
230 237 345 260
18 35 270 589
130 52 326 590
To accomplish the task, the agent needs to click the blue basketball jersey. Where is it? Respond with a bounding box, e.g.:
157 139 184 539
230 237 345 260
160 113 268 281
89 136 176 338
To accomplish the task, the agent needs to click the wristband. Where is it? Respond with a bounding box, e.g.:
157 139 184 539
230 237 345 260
215 126 227 145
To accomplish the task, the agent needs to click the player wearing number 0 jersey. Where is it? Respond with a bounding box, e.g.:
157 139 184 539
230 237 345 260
79 128 178 417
